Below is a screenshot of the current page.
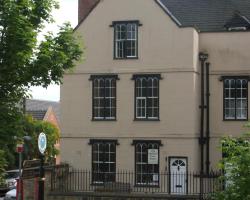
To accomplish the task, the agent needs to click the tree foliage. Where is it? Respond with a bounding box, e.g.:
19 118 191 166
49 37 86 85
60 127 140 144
214 130 250 200
21 115 60 163
0 150 7 186
0 0 83 168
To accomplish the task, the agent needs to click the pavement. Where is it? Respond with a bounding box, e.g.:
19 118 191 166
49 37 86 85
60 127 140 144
0 197 4 200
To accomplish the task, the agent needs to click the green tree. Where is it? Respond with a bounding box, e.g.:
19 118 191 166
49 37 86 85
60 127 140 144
0 0 83 168
214 132 250 200
21 115 60 163
0 150 7 186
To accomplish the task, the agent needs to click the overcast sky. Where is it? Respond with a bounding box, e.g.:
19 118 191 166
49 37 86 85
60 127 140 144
30 0 78 102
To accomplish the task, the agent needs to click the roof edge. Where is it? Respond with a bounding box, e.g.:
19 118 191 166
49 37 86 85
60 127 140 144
74 0 100 32
154 0 182 27
43 106 52 121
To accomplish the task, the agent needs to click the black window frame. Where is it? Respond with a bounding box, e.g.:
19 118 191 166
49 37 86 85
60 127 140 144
90 75 119 121
132 74 161 121
132 140 162 187
112 20 141 59
222 76 249 121
89 139 118 184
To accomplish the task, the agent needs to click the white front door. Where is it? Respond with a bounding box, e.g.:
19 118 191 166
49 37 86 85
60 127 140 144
170 158 187 194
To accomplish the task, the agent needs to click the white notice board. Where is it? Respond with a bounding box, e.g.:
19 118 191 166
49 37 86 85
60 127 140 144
148 149 158 164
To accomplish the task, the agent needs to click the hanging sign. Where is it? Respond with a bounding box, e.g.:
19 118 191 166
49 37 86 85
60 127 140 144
38 132 47 154
148 149 158 164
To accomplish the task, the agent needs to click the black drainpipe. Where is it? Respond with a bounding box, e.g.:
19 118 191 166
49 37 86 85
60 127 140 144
199 52 208 175
205 62 210 174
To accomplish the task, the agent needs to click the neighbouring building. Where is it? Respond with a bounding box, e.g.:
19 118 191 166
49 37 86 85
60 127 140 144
60 0 250 194
25 99 61 164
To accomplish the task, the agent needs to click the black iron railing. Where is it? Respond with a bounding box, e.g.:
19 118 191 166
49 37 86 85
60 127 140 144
50 165 223 199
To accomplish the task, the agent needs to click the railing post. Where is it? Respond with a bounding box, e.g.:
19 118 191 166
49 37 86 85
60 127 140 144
200 171 204 200
50 167 54 192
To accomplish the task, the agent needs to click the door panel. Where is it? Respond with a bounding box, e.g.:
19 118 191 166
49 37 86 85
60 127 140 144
170 158 187 194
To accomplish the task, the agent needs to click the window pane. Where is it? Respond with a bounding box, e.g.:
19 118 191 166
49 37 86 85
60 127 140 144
120 25 126 39
115 24 126 58
147 78 159 119
93 163 100 172
136 164 143 173
92 152 99 162
126 23 137 57
224 79 236 119
127 24 132 39
116 41 124 58
110 143 116 153
93 79 105 119
225 109 235 119
115 24 125 58
148 107 153 118
105 79 116 119
236 99 247 119
153 107 159 118
109 163 116 173
236 79 248 120
105 79 111 97
142 79 147 97
242 88 247 98
136 78 147 118
110 153 116 163
127 23 137 39
153 79 158 96
225 79 235 97
136 98 146 118
136 79 147 118
126 40 136 57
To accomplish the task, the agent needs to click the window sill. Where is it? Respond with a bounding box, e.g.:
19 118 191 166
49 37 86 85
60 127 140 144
134 119 160 122
223 119 248 122
114 57 139 60
92 119 117 122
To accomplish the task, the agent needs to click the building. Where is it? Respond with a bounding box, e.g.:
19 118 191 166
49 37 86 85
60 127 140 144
25 99 61 164
60 0 250 193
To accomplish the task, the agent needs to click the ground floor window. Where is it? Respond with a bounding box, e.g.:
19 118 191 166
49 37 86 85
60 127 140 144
90 139 117 183
133 140 161 186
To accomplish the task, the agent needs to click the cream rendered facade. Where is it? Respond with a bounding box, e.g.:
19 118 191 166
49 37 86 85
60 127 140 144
61 0 250 174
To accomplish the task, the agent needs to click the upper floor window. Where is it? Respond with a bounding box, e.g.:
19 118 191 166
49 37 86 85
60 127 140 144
133 74 161 120
113 21 139 59
90 75 118 120
223 77 248 120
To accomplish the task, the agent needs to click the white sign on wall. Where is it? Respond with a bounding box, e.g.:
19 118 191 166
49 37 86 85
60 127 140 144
148 149 158 164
